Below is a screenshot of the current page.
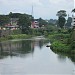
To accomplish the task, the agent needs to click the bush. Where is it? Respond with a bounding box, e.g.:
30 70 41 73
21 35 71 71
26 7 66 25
51 41 70 53
44 31 48 36
8 34 31 39
48 34 70 42
48 30 75 54
70 41 75 50
11 30 21 35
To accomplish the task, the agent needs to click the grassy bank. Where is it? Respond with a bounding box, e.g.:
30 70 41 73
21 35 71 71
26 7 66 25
0 34 32 42
48 32 75 54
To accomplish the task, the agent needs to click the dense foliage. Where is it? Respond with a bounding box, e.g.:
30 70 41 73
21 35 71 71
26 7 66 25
56 10 67 28
38 18 48 27
66 17 72 28
48 29 75 54
58 16 66 28
0 15 10 26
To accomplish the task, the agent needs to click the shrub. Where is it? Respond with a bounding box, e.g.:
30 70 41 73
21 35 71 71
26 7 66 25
51 41 70 53
70 41 75 50
8 34 31 39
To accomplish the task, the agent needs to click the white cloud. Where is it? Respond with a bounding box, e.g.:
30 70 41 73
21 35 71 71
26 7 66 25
0 0 43 15
48 0 74 18
0 0 42 6
0 0 74 19
49 0 74 9
32 0 43 6
74 0 75 7
49 0 61 4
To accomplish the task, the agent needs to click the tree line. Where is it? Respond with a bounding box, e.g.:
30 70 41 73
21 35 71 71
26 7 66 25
0 10 74 34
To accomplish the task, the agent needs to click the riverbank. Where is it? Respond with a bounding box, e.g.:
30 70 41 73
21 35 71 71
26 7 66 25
0 34 32 42
48 33 75 54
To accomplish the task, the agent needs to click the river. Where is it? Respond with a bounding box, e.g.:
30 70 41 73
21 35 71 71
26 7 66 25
0 36 75 75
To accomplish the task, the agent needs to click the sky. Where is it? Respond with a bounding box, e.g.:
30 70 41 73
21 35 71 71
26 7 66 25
0 0 74 19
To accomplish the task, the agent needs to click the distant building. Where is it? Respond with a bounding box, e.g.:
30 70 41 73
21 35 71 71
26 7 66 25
31 20 39 28
5 18 19 30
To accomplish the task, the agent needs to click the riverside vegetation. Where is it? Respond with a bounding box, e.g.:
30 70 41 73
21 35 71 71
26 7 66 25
0 29 32 42
0 34 32 42
0 10 75 54
48 9 75 55
48 29 75 54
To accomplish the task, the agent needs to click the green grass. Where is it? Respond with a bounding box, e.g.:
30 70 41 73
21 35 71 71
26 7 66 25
0 34 32 42
51 41 70 53
48 32 75 54
8 34 32 39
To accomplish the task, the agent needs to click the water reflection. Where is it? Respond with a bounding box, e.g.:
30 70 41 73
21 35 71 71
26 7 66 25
0 38 75 74
57 54 66 62
0 39 49 59
52 50 75 64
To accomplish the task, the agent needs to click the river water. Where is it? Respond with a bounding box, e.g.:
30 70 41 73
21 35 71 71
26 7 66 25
0 36 75 75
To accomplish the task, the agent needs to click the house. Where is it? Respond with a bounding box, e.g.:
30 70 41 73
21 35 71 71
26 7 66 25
5 18 19 30
31 20 39 28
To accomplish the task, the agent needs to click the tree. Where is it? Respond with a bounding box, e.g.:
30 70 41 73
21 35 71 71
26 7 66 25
69 8 75 49
72 8 75 12
9 12 21 18
56 10 67 17
58 16 66 28
0 15 10 26
66 17 72 28
18 14 31 34
9 12 33 34
56 10 67 28
38 18 48 27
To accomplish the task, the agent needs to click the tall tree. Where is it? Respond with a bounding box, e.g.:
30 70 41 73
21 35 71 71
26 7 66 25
18 14 31 34
56 10 67 28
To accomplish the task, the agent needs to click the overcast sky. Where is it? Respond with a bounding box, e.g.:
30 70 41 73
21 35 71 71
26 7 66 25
0 0 74 19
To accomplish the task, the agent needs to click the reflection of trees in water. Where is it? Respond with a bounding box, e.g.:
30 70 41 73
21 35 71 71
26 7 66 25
38 40 43 49
19 40 34 54
0 40 33 59
57 54 66 62
0 39 49 59
52 50 75 64
68 54 75 64
38 40 49 49
32 39 49 49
